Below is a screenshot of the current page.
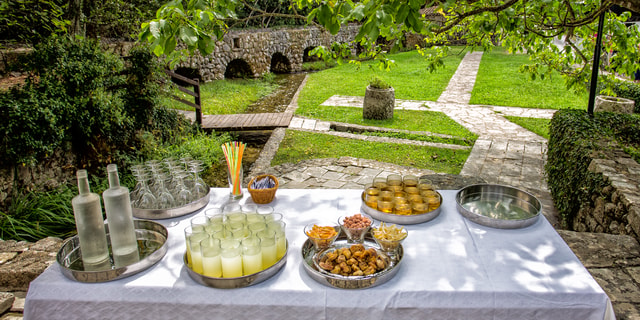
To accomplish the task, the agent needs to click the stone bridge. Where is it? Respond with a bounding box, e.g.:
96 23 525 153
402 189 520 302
177 25 360 81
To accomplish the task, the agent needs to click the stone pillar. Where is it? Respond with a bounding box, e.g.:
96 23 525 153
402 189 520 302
363 86 395 120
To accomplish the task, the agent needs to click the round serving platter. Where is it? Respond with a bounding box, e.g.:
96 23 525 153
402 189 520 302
56 219 168 283
184 241 288 289
132 187 210 220
455 184 541 229
360 191 442 225
302 234 403 289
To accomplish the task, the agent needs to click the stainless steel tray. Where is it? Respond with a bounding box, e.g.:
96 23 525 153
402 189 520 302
56 219 168 283
184 240 288 289
132 187 210 220
361 191 442 225
456 184 541 229
302 234 403 289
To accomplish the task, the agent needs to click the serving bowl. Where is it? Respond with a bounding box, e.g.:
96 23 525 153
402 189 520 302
455 184 541 229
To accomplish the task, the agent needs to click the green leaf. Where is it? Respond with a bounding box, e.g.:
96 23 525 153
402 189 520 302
317 4 332 26
179 26 198 46
397 5 410 24
165 36 177 54
409 0 422 10
149 21 161 39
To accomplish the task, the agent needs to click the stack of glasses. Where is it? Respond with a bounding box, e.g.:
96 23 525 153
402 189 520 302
184 204 287 278
129 157 208 209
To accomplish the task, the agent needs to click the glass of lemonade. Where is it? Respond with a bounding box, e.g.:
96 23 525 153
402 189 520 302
200 237 222 277
257 229 277 268
189 232 209 274
220 239 243 278
267 220 286 260
241 237 262 275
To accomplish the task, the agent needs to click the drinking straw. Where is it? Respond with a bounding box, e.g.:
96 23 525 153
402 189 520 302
222 141 245 196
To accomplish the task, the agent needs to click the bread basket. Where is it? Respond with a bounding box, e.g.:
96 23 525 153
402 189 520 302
248 174 279 204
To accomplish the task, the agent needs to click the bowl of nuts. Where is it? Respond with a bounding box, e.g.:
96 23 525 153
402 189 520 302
338 213 373 244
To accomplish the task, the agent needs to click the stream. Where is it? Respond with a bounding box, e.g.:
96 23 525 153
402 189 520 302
204 73 307 187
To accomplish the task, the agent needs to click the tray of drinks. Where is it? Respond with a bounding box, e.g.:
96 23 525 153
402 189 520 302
56 219 168 283
183 241 288 289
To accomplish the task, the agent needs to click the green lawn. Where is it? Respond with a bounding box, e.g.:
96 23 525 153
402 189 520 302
272 130 470 174
296 49 466 111
163 77 277 115
504 116 551 139
470 49 588 109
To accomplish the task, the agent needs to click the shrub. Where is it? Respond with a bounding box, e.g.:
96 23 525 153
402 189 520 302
369 76 391 89
546 109 640 227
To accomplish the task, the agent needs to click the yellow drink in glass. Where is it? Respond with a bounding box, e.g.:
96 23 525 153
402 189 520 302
257 229 277 268
220 239 242 278
202 255 222 277
191 249 204 274
201 238 221 277
242 251 262 274
241 237 262 275
221 254 243 277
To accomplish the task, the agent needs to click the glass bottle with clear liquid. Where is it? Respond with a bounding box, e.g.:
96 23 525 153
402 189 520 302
71 170 111 270
103 164 140 267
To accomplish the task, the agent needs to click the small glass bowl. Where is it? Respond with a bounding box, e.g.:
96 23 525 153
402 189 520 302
338 213 373 244
372 227 408 258
304 223 340 251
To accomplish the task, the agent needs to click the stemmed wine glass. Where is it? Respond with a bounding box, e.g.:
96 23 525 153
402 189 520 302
189 160 208 199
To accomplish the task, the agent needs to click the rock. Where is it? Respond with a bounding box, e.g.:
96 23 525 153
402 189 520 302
0 251 56 291
0 292 15 314
557 230 640 268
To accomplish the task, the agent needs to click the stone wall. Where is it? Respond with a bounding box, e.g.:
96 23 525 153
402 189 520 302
179 25 360 81
572 148 640 241
0 151 76 208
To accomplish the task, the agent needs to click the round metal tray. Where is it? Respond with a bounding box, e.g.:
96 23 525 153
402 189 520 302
184 240 288 289
56 219 168 283
132 187 210 220
302 234 403 289
360 191 442 225
455 184 541 229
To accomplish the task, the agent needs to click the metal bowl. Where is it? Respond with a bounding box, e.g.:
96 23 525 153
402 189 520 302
184 241 288 289
361 191 442 225
56 219 168 283
455 184 541 229
302 234 403 289
132 187 210 220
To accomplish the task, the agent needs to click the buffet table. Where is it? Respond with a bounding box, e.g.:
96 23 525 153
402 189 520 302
24 188 615 320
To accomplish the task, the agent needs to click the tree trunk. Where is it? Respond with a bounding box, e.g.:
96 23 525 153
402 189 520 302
68 0 84 37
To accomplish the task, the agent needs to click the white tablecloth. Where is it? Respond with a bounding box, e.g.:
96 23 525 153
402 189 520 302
24 188 615 320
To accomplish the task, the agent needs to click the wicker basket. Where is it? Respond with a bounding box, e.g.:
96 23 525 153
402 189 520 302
248 174 279 204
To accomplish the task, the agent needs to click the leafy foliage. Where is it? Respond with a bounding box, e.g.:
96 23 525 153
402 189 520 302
139 0 238 67
546 109 640 227
368 76 391 89
0 185 77 242
141 0 640 93
0 0 69 44
84 0 163 39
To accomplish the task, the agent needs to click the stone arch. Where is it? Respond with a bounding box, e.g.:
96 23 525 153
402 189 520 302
270 52 291 74
303 46 321 62
224 58 254 78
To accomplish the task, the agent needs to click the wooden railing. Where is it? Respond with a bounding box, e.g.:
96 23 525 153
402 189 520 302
165 70 202 125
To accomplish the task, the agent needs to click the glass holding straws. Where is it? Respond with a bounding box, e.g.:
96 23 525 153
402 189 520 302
129 156 209 210
222 141 246 200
